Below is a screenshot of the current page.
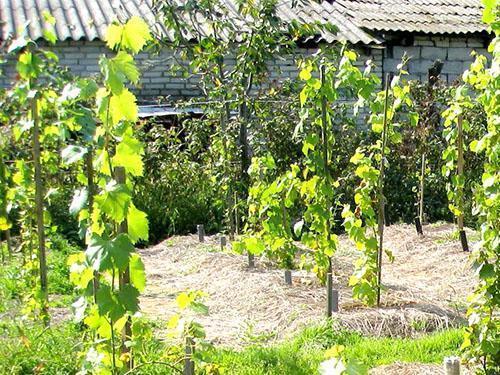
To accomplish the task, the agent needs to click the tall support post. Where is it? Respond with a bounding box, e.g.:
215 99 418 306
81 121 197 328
86 149 99 303
32 95 49 324
239 81 253 267
377 74 391 307
456 116 469 252
115 166 132 369
183 336 195 375
415 153 426 235
0 152 11 261
216 58 235 240
320 64 334 317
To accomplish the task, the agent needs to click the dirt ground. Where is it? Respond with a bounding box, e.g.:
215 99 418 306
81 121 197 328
139 222 476 348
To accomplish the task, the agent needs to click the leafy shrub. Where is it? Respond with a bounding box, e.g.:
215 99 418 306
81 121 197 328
135 120 224 244
47 233 80 295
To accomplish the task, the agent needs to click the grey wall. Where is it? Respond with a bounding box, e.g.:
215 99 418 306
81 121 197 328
383 35 489 84
0 34 489 101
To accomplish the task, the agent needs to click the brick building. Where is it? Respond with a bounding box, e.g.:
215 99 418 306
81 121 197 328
0 0 492 102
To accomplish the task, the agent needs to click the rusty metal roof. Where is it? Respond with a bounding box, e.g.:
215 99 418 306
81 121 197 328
0 0 380 45
335 0 487 34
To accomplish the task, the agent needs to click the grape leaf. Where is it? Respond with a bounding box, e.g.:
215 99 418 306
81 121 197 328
62 145 88 165
105 17 151 54
85 233 134 272
130 253 146 292
69 188 88 215
102 52 140 95
109 88 138 125
127 204 149 243
94 181 131 222
112 135 144 176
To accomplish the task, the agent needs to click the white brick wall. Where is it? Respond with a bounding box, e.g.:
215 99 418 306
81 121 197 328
385 35 489 84
0 35 490 99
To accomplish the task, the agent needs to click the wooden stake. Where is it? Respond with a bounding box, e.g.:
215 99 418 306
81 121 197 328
332 289 339 313
284 270 292 285
115 167 132 369
86 149 100 303
456 116 469 252
376 74 391 307
32 96 49 325
0 152 11 260
248 253 255 268
419 153 426 224
320 64 334 318
197 224 205 243
220 235 226 251
443 356 460 375
217 60 235 240
415 153 425 235
183 336 195 375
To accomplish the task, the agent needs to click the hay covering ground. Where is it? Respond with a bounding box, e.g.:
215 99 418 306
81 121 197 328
139 222 476 348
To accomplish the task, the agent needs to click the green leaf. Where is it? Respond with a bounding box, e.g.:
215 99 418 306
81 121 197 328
109 88 138 124
105 17 151 54
299 67 312 81
43 29 57 45
69 188 88 215
127 204 149 243
86 233 134 272
42 10 56 25
344 50 357 61
117 284 140 313
94 181 131 222
71 297 88 322
299 87 308 106
96 285 126 321
349 151 364 165
102 52 140 95
482 0 496 24
105 24 123 51
482 172 495 188
17 52 42 80
243 237 265 255
112 135 144 176
61 145 87 165
130 253 146 292
293 220 304 237
0 216 12 230
123 17 152 53
176 292 191 309
191 301 209 315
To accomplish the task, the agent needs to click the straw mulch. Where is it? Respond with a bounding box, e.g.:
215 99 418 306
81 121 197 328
139 222 476 348
369 361 472 375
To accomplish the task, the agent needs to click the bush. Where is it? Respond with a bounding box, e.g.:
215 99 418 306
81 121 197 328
47 234 80 295
135 120 224 244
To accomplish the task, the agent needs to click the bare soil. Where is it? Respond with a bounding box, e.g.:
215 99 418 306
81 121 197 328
139 222 476 348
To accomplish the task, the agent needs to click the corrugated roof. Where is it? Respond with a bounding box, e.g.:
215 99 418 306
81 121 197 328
0 0 380 45
334 0 487 34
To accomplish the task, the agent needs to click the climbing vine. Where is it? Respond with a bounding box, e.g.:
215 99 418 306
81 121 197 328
3 16 69 322
67 16 151 373
458 0 499 371
342 61 418 306
238 47 380 315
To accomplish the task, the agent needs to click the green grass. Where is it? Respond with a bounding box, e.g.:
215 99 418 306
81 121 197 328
206 323 464 374
0 318 464 374
0 321 82 374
